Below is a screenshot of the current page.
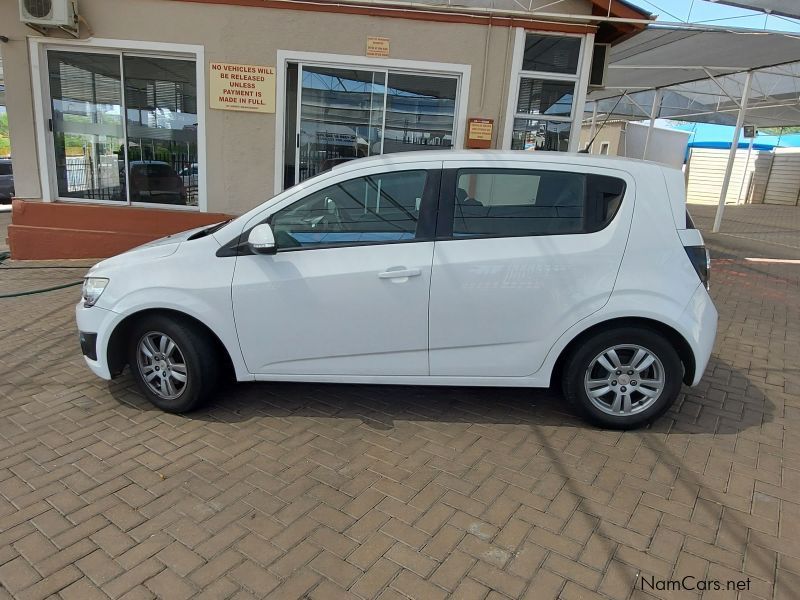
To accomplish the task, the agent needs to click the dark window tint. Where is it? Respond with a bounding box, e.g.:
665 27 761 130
0 162 12 176
271 170 427 248
522 35 581 74
453 170 586 237
587 174 626 230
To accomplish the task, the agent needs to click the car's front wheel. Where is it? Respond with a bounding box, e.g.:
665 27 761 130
127 314 219 413
562 327 683 429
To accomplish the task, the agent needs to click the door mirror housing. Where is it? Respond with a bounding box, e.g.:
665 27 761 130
248 223 277 254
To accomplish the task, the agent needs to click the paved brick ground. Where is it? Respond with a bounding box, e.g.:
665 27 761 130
0 205 798 599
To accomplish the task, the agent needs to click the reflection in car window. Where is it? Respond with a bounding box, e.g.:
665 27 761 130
453 169 587 237
271 171 428 248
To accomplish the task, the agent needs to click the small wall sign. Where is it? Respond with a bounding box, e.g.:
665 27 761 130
366 37 390 58
467 118 494 149
209 62 276 113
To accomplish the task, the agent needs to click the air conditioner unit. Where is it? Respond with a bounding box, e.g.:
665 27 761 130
19 0 78 29
589 43 611 88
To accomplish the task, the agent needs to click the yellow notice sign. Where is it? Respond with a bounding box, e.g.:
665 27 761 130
468 119 493 141
366 37 390 57
209 62 275 113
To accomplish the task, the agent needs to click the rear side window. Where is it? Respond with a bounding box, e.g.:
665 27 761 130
586 174 626 232
0 162 11 176
450 169 625 238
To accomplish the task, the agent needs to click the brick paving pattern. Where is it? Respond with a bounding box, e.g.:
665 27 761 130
0 204 798 599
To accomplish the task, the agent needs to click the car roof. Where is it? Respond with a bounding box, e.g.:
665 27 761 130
331 150 675 174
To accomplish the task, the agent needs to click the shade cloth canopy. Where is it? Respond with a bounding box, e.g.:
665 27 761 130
713 0 800 20
586 24 800 127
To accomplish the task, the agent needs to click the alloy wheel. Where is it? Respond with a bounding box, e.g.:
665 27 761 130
583 344 665 416
136 331 188 400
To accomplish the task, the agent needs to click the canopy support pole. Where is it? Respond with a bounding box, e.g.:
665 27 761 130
713 71 753 233
643 89 663 161
588 103 598 149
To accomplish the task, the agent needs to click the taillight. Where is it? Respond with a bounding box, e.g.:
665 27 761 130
684 245 710 290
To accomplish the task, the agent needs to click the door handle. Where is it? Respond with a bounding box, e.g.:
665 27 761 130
378 267 421 279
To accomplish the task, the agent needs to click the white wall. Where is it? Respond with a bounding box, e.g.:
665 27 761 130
623 122 690 170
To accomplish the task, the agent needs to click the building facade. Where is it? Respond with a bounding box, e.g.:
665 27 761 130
1 0 648 258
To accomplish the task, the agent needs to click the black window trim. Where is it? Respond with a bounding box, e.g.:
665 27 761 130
435 166 626 241
216 168 442 257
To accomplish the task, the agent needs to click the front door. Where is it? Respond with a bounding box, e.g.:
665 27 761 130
232 164 440 376
428 162 633 377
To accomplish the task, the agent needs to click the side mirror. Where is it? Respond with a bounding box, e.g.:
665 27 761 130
248 223 277 255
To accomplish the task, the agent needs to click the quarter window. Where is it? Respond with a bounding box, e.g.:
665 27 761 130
451 169 625 237
271 170 428 249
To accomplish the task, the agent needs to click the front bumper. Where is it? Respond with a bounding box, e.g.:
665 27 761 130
680 283 718 386
75 302 118 380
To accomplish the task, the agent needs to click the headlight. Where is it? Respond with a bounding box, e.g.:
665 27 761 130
82 277 109 307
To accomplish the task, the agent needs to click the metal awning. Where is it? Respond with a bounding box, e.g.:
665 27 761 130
587 25 800 128
714 1 800 20
583 23 800 231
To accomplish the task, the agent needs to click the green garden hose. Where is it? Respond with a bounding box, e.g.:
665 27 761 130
0 280 82 299
0 252 85 298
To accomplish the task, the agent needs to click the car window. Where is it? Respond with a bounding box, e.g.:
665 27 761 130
452 169 586 237
0 163 12 176
270 170 428 249
587 174 626 231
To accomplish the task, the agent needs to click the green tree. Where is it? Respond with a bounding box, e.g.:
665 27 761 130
0 112 11 157
759 127 800 135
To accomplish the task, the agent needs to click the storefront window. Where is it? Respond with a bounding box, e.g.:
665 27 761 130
48 51 126 202
383 73 457 153
516 78 575 118
47 50 197 206
123 56 198 206
510 33 583 153
285 62 459 187
522 34 581 74
511 119 572 151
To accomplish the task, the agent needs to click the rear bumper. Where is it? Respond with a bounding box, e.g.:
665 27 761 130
680 283 718 386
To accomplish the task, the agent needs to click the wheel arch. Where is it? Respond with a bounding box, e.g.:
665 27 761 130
550 317 696 388
106 308 236 380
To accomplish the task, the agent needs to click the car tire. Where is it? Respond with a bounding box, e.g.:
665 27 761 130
127 314 220 413
561 327 683 429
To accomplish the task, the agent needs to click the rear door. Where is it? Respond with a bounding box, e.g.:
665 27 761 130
428 160 634 377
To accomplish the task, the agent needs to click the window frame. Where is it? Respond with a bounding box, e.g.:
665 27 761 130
29 37 206 211
273 50 471 195
435 165 627 240
502 29 594 153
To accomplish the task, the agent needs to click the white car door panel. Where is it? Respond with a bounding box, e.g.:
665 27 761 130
429 161 635 378
233 243 433 375
231 162 440 376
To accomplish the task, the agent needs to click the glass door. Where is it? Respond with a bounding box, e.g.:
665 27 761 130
296 65 386 184
282 61 461 189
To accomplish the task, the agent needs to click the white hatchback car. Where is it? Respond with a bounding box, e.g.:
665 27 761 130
77 151 717 429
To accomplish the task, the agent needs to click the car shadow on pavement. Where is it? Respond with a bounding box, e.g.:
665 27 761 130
105 355 773 437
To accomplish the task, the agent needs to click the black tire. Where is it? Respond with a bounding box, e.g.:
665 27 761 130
561 327 683 429
127 314 220 413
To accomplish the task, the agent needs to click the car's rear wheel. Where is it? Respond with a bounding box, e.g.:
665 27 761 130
127 314 219 413
562 327 683 429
